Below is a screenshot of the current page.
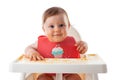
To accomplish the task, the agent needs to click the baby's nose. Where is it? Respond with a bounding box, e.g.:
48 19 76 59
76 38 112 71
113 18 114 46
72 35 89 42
54 26 60 31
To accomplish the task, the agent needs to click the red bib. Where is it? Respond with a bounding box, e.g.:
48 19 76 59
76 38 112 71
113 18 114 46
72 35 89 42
37 36 80 58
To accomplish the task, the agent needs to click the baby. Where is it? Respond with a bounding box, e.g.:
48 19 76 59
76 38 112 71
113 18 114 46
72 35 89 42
25 7 88 80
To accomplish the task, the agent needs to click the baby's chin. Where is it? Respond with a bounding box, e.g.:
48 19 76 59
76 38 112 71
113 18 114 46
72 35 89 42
49 38 65 42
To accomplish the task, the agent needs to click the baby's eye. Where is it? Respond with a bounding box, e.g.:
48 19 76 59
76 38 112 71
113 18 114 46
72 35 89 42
59 24 65 27
49 25 54 28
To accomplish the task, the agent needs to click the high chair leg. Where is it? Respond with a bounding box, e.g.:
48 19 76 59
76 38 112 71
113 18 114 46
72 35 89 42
92 74 98 80
86 73 98 80
56 73 62 80
20 73 26 80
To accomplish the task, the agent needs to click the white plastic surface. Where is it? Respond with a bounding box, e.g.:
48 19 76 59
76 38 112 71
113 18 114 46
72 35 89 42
10 54 107 73
9 54 107 80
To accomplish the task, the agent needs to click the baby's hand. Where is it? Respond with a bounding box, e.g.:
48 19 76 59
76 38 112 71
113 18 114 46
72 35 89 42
75 41 88 54
25 52 44 61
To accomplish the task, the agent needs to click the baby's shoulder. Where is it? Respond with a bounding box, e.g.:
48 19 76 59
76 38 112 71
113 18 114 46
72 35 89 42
38 35 47 39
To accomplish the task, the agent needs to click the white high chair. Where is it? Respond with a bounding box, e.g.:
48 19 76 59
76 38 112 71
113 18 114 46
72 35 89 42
9 26 107 80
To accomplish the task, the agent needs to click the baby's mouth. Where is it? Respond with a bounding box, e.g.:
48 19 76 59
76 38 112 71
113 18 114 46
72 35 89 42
53 34 62 36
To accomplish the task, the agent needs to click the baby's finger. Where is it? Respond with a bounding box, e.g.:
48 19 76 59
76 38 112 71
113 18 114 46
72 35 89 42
79 46 84 53
30 56 36 61
36 56 44 60
36 56 41 60
39 56 44 60
76 45 81 50
32 56 37 61
30 56 33 61
81 48 87 54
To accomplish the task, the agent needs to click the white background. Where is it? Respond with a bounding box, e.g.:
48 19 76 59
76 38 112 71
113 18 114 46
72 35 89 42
0 0 120 80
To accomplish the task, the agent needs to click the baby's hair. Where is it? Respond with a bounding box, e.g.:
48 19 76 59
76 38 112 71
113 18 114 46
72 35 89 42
42 7 70 25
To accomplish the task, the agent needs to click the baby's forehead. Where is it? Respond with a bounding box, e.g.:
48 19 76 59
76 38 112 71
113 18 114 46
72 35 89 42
47 13 66 19
46 14 68 21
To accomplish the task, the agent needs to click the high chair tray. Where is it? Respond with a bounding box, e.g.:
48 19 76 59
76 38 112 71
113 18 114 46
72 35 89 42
10 54 107 73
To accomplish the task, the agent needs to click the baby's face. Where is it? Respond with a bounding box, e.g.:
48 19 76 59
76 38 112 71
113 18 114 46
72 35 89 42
43 14 70 42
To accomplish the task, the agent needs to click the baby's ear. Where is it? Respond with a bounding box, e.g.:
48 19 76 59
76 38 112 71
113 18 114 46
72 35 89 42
67 24 70 29
42 26 45 32
68 24 71 29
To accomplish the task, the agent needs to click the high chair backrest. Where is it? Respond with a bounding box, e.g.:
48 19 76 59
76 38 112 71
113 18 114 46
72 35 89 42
68 26 81 42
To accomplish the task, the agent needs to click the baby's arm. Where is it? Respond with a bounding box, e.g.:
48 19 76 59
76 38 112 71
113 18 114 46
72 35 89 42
24 41 44 61
68 26 88 54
